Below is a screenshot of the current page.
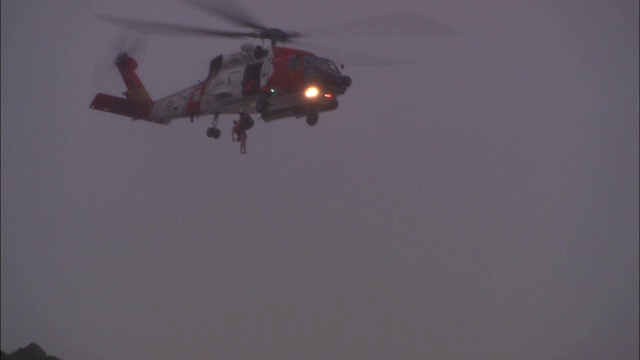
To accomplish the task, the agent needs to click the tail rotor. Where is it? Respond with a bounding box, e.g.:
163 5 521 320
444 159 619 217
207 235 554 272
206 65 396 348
93 30 148 92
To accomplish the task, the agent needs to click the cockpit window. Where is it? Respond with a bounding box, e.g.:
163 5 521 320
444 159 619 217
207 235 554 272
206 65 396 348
289 56 300 70
301 55 339 73
301 55 317 68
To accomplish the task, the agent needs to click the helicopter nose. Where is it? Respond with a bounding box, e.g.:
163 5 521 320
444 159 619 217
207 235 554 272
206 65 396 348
338 75 352 88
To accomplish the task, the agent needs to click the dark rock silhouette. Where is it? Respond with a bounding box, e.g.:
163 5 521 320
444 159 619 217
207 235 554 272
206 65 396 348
1 343 61 360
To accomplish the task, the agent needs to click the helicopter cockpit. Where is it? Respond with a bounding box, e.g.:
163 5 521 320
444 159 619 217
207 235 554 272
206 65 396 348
300 54 351 95
301 55 341 73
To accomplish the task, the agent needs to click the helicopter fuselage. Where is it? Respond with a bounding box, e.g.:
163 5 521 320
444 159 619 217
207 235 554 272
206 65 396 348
90 43 351 133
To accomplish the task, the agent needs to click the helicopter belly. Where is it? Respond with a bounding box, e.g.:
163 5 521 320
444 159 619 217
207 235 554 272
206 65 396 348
261 91 339 122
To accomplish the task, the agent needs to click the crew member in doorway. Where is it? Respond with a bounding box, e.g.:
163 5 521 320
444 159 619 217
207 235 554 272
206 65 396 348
242 78 257 96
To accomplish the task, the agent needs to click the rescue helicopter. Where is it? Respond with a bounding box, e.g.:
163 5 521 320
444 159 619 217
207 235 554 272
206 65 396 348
89 0 456 139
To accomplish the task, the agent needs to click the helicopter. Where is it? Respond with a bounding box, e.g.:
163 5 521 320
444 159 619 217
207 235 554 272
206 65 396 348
89 0 456 139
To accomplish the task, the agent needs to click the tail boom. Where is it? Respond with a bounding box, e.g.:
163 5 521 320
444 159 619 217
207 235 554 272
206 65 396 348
90 93 157 121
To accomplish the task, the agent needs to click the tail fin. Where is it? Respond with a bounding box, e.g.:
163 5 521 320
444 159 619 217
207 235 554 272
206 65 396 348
90 54 155 121
116 54 152 105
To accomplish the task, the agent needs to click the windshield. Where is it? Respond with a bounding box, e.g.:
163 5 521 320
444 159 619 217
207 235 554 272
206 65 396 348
302 55 340 73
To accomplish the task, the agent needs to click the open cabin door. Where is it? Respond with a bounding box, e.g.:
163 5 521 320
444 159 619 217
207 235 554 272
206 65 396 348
212 69 243 100
242 62 264 96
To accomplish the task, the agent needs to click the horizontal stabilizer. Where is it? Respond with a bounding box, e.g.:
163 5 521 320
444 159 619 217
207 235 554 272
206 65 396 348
90 93 138 118
90 93 168 124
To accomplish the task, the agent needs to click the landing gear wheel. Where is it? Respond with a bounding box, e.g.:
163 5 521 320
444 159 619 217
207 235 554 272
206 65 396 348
256 98 269 113
208 113 220 139
206 127 221 139
306 111 319 126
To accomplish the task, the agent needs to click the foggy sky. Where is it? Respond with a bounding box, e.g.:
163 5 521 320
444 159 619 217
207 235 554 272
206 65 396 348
1 1 638 360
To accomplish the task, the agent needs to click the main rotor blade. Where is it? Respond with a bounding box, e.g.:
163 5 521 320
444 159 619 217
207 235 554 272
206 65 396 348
304 11 458 37
179 0 266 30
292 40 414 67
97 14 255 38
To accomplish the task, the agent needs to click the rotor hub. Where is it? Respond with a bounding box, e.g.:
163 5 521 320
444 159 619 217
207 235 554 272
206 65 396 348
253 28 300 44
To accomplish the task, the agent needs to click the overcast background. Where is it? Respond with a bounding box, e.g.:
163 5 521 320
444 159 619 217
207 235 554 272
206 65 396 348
1 1 638 359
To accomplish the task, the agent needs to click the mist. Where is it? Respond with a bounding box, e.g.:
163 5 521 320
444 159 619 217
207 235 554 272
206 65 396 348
1 1 638 359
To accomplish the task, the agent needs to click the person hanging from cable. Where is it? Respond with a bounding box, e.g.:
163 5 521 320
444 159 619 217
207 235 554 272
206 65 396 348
231 109 254 154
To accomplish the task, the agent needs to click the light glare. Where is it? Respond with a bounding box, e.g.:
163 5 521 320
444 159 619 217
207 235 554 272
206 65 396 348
305 86 319 98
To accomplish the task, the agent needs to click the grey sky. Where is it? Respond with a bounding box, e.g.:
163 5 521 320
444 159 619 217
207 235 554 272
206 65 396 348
1 1 638 359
